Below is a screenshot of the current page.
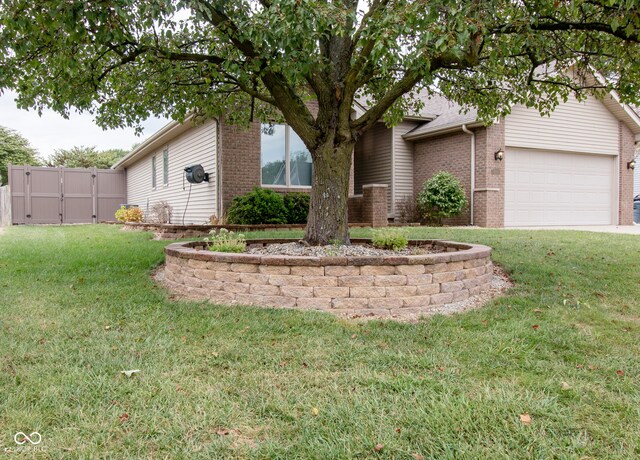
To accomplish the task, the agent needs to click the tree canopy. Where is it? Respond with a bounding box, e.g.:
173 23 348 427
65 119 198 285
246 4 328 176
47 146 129 169
1 0 640 242
0 126 41 185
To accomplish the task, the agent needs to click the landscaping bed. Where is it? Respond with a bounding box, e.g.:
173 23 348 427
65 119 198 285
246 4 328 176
3 224 640 458
162 238 494 319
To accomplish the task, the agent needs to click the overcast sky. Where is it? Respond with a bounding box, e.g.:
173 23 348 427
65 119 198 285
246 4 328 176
0 90 169 160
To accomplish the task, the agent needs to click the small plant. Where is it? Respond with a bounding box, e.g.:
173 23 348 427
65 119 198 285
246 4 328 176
205 228 246 253
115 205 144 223
283 192 310 224
417 171 467 225
371 228 409 251
150 201 172 224
226 188 288 225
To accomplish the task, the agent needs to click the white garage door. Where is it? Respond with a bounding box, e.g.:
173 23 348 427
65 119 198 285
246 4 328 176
505 148 616 226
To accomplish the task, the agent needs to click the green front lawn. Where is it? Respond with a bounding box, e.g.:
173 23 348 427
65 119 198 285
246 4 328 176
1 225 639 458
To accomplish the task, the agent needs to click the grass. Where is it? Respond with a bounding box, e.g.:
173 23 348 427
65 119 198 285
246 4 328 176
1 224 639 458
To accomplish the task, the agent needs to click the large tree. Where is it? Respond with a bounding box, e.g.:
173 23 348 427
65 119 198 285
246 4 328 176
47 146 128 169
1 0 640 244
0 126 41 185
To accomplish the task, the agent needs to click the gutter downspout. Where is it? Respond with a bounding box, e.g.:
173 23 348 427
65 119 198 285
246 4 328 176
461 124 475 226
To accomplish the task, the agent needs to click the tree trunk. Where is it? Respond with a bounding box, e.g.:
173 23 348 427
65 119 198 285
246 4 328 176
304 140 355 245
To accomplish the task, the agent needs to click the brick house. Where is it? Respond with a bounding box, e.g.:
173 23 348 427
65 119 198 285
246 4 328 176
113 90 640 227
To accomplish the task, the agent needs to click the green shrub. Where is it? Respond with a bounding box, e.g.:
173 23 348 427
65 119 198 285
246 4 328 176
226 188 287 225
283 192 310 224
206 229 246 253
417 171 467 225
371 228 409 251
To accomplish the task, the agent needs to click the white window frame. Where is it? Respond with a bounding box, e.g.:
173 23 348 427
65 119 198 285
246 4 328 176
151 155 157 189
162 148 169 186
261 124 312 189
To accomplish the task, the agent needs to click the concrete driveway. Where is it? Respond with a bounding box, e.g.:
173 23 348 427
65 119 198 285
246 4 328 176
512 225 640 235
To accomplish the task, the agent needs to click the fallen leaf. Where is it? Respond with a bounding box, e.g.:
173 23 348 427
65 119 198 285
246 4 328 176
395 427 401 433
374 443 384 452
576 364 584 369
412 454 424 460
561 381 571 390
588 364 597 371
120 369 141 378
532 324 540 330
119 413 129 423
481 320 489 326
215 427 230 436
104 325 111 330
616 369 625 376
533 308 542 313
211 352 219 357
519 413 532 425
302 362 308 368
181 336 187 343
312 407 319 416
351 334 357 339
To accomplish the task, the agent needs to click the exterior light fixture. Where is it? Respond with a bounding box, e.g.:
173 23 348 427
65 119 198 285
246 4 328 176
495 149 505 161
628 159 636 170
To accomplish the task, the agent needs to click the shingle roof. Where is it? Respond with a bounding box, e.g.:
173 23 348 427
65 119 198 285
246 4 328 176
402 93 479 139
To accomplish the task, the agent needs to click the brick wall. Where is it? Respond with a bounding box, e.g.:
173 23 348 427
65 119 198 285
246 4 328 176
220 121 262 213
619 121 635 225
413 132 473 225
219 99 357 215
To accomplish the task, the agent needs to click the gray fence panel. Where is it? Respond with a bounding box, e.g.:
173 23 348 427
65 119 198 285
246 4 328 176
62 168 95 223
8 166 26 224
96 169 127 222
9 166 125 224
0 185 11 227
28 167 61 224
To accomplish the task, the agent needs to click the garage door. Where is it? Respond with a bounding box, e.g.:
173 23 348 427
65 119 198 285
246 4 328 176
505 148 615 226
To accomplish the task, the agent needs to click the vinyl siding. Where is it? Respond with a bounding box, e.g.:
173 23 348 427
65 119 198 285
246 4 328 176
391 121 419 216
354 122 392 214
126 120 217 224
505 93 620 155
635 166 640 197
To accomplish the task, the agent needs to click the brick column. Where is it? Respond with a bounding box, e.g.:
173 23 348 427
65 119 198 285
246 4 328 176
619 122 636 225
473 123 505 227
362 184 388 227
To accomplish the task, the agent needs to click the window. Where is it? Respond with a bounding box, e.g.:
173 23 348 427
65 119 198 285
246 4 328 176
261 124 312 187
163 149 169 186
151 155 156 189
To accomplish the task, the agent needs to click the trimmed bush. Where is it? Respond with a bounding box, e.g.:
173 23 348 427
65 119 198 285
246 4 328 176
283 192 310 224
226 188 288 225
115 205 144 223
417 171 467 225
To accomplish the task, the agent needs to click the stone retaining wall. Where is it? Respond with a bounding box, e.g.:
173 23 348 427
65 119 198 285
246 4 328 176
163 239 493 319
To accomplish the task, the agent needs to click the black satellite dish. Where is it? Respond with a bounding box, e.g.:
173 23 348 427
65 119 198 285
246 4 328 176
184 164 209 183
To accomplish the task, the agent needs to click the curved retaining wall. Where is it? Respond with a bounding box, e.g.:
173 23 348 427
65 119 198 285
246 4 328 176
163 239 493 318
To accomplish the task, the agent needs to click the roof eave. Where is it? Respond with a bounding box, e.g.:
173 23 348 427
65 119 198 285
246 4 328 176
402 121 484 141
112 116 195 169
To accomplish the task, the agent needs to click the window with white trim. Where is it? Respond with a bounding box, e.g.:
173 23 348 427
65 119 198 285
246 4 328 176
162 149 169 186
151 155 157 189
261 124 312 187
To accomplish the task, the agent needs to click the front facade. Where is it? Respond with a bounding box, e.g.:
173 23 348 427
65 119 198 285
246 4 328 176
114 92 640 227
